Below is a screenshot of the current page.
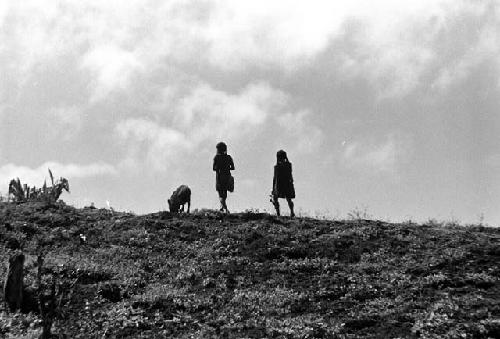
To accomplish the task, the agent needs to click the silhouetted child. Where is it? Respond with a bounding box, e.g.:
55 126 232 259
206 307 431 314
213 142 235 213
272 150 295 217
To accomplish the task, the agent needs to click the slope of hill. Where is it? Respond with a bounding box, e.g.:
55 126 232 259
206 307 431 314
0 202 499 338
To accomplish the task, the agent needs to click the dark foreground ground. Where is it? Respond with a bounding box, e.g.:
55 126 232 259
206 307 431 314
0 202 499 338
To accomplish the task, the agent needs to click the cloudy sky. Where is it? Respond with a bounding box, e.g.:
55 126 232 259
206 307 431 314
1 0 499 225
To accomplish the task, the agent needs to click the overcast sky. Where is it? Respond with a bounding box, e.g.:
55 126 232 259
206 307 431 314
1 0 499 225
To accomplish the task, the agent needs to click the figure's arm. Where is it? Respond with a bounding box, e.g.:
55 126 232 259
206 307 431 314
289 163 293 183
213 157 217 171
272 166 277 195
229 156 235 170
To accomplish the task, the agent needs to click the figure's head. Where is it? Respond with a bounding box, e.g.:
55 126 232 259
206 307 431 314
216 142 227 154
276 150 288 163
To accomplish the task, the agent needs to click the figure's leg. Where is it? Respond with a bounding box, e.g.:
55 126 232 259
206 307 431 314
180 204 184 213
286 197 295 217
221 190 229 213
218 191 226 212
222 197 229 213
219 197 224 212
187 199 190 214
273 195 280 216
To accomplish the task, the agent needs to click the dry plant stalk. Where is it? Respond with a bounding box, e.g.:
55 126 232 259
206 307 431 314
3 253 25 312
37 255 57 339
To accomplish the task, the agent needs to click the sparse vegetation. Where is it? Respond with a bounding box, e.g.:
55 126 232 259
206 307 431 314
347 206 372 221
0 202 498 338
8 169 69 205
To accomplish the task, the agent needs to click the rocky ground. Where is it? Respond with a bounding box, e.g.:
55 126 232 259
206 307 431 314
0 201 499 338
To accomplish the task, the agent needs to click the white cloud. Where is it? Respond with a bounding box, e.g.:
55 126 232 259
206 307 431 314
116 81 292 170
48 106 83 139
0 161 117 192
200 0 348 70
276 110 323 153
200 0 494 99
334 0 476 98
433 19 500 90
1 1 77 81
175 82 286 142
3 0 494 102
115 118 190 171
0 2 8 28
342 136 401 173
81 45 144 102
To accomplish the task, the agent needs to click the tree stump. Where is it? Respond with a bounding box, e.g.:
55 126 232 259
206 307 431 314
3 253 25 312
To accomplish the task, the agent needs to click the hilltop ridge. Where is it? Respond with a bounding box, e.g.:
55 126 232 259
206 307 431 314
1 202 499 338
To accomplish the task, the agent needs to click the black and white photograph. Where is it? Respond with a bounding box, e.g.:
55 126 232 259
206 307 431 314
0 1 499 337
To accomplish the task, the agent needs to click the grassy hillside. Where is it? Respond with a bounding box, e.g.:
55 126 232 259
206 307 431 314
0 201 499 338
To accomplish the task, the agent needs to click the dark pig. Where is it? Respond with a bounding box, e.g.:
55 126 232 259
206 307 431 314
168 185 191 213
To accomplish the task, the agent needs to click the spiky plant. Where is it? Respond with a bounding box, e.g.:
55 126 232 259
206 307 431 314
49 169 55 187
8 169 70 204
8 178 27 203
29 185 40 200
40 169 70 204
50 177 69 202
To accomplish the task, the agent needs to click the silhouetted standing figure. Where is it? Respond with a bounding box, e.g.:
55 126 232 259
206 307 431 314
213 142 235 213
272 150 295 217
